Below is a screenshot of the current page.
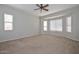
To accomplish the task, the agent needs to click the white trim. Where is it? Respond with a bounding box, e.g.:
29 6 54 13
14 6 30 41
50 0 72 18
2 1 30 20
0 34 39 43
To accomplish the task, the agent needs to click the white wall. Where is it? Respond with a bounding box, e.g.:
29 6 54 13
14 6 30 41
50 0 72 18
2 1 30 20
40 6 79 41
0 5 39 42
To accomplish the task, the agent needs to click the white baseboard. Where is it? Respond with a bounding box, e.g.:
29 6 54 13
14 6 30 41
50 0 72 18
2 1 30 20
72 37 79 41
0 34 39 43
42 32 79 41
0 33 79 43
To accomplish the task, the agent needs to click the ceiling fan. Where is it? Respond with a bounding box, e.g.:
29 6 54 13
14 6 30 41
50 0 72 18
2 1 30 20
34 4 49 12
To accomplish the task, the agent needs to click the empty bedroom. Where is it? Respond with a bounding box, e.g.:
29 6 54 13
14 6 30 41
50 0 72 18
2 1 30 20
0 4 79 54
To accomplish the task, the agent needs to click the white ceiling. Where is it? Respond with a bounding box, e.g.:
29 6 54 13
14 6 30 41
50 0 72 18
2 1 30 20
8 4 78 16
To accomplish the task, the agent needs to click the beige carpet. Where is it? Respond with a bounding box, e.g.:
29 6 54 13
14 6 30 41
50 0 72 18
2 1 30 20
0 34 79 54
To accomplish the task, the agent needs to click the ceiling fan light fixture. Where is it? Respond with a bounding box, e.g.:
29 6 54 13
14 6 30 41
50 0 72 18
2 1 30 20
34 4 49 12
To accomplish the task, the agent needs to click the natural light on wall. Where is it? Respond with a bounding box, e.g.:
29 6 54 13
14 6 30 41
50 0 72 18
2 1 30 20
4 13 13 31
66 16 71 32
50 19 62 31
43 21 47 31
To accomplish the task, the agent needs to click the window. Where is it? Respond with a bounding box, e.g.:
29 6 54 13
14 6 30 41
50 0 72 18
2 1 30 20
50 20 56 31
4 14 13 31
66 16 71 32
55 19 62 31
50 19 62 31
43 21 47 31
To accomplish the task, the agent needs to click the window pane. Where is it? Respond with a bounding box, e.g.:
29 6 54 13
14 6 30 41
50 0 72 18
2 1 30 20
4 23 13 30
67 26 71 32
4 14 13 31
67 16 71 26
66 16 71 32
50 20 56 31
56 19 62 31
4 14 13 22
50 19 62 31
43 21 47 26
43 21 47 31
44 26 47 31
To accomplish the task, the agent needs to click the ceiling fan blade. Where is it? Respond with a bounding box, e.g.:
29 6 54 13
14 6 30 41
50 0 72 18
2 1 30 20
34 8 40 10
36 4 40 7
43 4 49 7
43 8 48 11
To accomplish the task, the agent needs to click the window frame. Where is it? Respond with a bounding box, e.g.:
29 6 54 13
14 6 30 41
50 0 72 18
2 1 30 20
66 16 72 32
4 13 13 31
43 20 48 31
49 18 62 32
